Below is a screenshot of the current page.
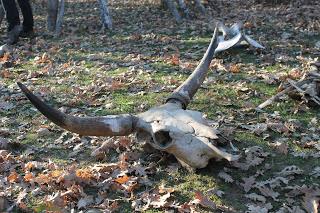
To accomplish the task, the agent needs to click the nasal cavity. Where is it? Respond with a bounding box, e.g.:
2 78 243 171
154 130 172 148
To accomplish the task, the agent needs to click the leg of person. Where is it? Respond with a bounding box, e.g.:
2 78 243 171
1 0 20 44
17 0 34 36
1 0 20 31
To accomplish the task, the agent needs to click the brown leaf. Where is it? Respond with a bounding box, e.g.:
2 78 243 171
245 193 267 203
76 169 94 181
171 54 180 66
8 171 19 183
114 175 130 184
45 192 66 209
267 122 290 134
256 185 279 201
35 173 51 185
230 64 240 73
241 176 256 193
270 141 289 155
190 191 216 210
150 192 171 208
77 195 94 209
159 184 175 194
278 165 303 176
24 172 34 182
218 171 234 183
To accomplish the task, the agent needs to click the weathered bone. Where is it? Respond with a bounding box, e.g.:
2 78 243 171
17 83 135 136
18 26 240 169
166 27 219 108
215 22 265 53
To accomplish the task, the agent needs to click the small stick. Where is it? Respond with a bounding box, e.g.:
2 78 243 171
256 86 294 111
256 73 312 110
288 79 320 105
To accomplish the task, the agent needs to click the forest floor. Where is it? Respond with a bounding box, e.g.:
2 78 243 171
0 0 320 212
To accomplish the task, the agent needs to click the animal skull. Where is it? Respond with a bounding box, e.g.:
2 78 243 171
135 103 238 168
18 26 240 169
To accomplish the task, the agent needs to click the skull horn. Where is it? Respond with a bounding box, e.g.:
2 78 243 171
17 82 136 136
166 26 219 109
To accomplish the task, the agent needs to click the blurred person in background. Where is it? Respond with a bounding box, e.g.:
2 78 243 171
1 0 34 44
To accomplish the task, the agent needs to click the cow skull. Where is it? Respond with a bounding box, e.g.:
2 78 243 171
18 27 239 169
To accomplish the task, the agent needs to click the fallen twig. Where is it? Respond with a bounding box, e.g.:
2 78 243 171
257 70 320 110
256 86 294 111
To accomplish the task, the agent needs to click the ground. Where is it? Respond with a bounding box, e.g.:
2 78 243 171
0 0 319 212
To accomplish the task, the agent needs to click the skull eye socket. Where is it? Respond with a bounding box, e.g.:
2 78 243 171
154 130 172 148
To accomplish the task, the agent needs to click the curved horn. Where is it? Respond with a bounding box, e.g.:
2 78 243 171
17 82 136 136
166 26 219 109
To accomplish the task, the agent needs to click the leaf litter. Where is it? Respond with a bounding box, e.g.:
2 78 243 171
1 0 320 212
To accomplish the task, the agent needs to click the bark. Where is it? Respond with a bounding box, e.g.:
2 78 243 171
55 0 65 36
98 0 112 30
166 27 219 109
47 0 59 32
163 0 182 23
0 3 4 27
177 0 190 19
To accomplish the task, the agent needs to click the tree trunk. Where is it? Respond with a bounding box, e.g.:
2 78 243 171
0 3 4 27
163 0 182 23
194 0 206 15
47 0 59 32
98 0 112 30
55 0 65 36
177 0 190 19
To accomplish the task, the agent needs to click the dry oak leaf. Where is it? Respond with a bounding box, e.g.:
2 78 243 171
24 171 34 182
230 63 241 73
258 176 289 189
77 195 94 209
76 168 94 181
256 185 279 201
35 173 51 184
246 204 268 213
190 191 216 210
278 165 303 176
114 175 130 184
245 193 267 203
270 141 289 155
310 167 320 178
267 122 290 134
241 176 256 193
159 184 175 194
7 171 19 183
218 171 234 183
45 192 66 209
150 192 171 208
171 54 180 66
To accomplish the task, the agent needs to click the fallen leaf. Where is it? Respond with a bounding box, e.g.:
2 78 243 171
8 171 19 183
241 176 256 193
245 193 267 203
77 195 94 209
278 165 303 176
190 191 216 210
114 175 130 184
218 171 234 183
